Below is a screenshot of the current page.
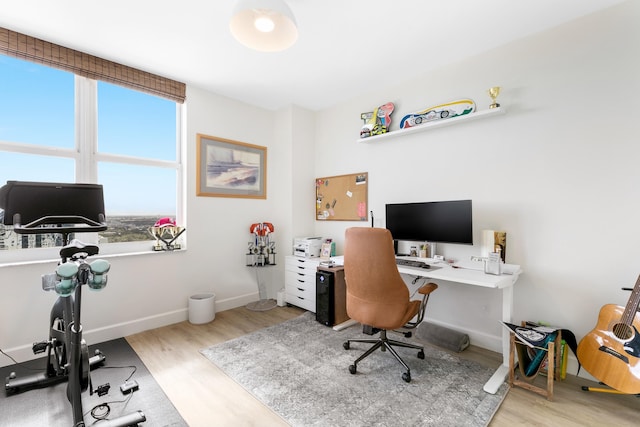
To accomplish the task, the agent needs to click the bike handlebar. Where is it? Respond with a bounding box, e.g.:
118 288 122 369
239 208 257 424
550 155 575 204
12 213 107 235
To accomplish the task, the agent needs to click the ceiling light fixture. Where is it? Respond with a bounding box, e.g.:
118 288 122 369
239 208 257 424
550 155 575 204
230 0 298 52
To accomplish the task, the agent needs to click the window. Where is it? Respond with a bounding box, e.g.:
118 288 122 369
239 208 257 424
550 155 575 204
95 81 180 246
0 54 75 149
0 55 183 260
97 82 177 161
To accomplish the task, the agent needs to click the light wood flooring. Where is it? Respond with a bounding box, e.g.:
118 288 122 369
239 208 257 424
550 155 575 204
126 306 639 426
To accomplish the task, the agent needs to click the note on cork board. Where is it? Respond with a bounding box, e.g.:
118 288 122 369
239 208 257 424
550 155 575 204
315 172 368 221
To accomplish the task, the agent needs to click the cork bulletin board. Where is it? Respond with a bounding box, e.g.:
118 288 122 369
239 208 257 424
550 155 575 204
316 172 368 221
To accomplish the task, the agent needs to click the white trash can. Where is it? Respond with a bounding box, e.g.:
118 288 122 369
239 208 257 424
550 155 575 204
188 293 216 324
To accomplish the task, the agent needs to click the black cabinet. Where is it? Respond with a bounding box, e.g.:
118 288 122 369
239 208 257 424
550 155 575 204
315 266 349 327
316 270 334 326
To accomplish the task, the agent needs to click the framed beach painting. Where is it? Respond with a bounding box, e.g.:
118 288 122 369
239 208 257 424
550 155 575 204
197 134 267 199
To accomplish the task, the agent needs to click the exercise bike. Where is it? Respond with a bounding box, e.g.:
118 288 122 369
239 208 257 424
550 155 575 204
1 181 146 427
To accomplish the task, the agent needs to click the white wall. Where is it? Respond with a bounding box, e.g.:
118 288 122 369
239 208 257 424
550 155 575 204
185 87 283 305
313 1 640 374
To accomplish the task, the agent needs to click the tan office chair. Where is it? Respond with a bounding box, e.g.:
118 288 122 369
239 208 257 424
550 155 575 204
342 227 438 382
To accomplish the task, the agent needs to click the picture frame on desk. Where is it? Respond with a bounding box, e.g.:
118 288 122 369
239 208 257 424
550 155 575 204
320 243 332 261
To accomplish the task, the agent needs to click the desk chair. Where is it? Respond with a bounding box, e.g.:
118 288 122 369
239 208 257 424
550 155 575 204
342 227 438 382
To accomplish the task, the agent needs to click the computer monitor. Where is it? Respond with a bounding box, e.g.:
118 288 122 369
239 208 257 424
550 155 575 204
385 200 473 245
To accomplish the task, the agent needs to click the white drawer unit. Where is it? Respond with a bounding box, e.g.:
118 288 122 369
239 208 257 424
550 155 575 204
284 255 320 312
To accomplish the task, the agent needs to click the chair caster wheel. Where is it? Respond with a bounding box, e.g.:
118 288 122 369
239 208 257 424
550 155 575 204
343 342 350 350
417 350 425 359
402 372 411 383
349 365 357 375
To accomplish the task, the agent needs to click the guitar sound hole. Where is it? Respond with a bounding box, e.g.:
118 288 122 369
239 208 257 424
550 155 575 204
612 323 633 340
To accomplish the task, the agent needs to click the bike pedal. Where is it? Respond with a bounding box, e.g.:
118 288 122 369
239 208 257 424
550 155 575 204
32 341 49 354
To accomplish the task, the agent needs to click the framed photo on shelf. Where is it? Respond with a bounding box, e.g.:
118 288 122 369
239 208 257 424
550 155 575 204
197 134 267 199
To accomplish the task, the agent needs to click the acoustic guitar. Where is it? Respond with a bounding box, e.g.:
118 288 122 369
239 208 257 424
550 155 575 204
577 275 640 394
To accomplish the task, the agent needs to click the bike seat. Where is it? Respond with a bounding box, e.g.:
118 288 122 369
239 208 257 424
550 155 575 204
60 239 99 258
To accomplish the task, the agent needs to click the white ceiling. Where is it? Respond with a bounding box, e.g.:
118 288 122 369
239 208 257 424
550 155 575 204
0 0 626 111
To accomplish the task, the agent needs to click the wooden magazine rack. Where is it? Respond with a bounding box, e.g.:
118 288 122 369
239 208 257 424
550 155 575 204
508 323 562 400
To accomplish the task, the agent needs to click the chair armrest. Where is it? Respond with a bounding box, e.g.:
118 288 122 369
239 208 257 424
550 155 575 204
402 282 439 330
418 282 438 295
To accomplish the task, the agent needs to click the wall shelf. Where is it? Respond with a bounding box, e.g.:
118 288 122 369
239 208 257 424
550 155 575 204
357 106 506 143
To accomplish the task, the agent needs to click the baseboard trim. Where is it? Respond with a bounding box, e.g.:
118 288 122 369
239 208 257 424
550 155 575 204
425 319 502 353
0 292 259 367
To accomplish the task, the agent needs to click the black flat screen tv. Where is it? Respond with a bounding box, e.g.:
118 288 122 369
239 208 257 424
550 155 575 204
385 200 473 245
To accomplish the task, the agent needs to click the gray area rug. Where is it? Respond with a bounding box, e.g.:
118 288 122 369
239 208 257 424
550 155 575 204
0 338 186 426
201 312 507 427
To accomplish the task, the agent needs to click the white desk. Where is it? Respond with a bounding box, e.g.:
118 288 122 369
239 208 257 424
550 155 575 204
396 257 522 394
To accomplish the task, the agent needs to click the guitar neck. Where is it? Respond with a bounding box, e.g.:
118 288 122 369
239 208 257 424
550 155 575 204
622 275 640 325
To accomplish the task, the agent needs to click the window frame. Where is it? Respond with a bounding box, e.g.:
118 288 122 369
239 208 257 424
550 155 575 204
0 73 185 264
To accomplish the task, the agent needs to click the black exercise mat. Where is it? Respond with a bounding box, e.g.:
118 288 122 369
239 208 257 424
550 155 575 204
0 338 186 426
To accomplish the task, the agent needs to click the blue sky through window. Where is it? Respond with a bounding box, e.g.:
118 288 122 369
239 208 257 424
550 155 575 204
98 81 176 161
99 162 177 215
0 55 74 147
0 55 177 217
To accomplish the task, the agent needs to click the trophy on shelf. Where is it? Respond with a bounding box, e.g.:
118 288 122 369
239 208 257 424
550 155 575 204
149 217 185 251
488 86 501 109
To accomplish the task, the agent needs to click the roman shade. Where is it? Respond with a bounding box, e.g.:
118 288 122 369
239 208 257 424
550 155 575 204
0 27 185 104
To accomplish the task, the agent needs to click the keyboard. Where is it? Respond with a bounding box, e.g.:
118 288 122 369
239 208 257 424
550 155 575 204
395 259 430 269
